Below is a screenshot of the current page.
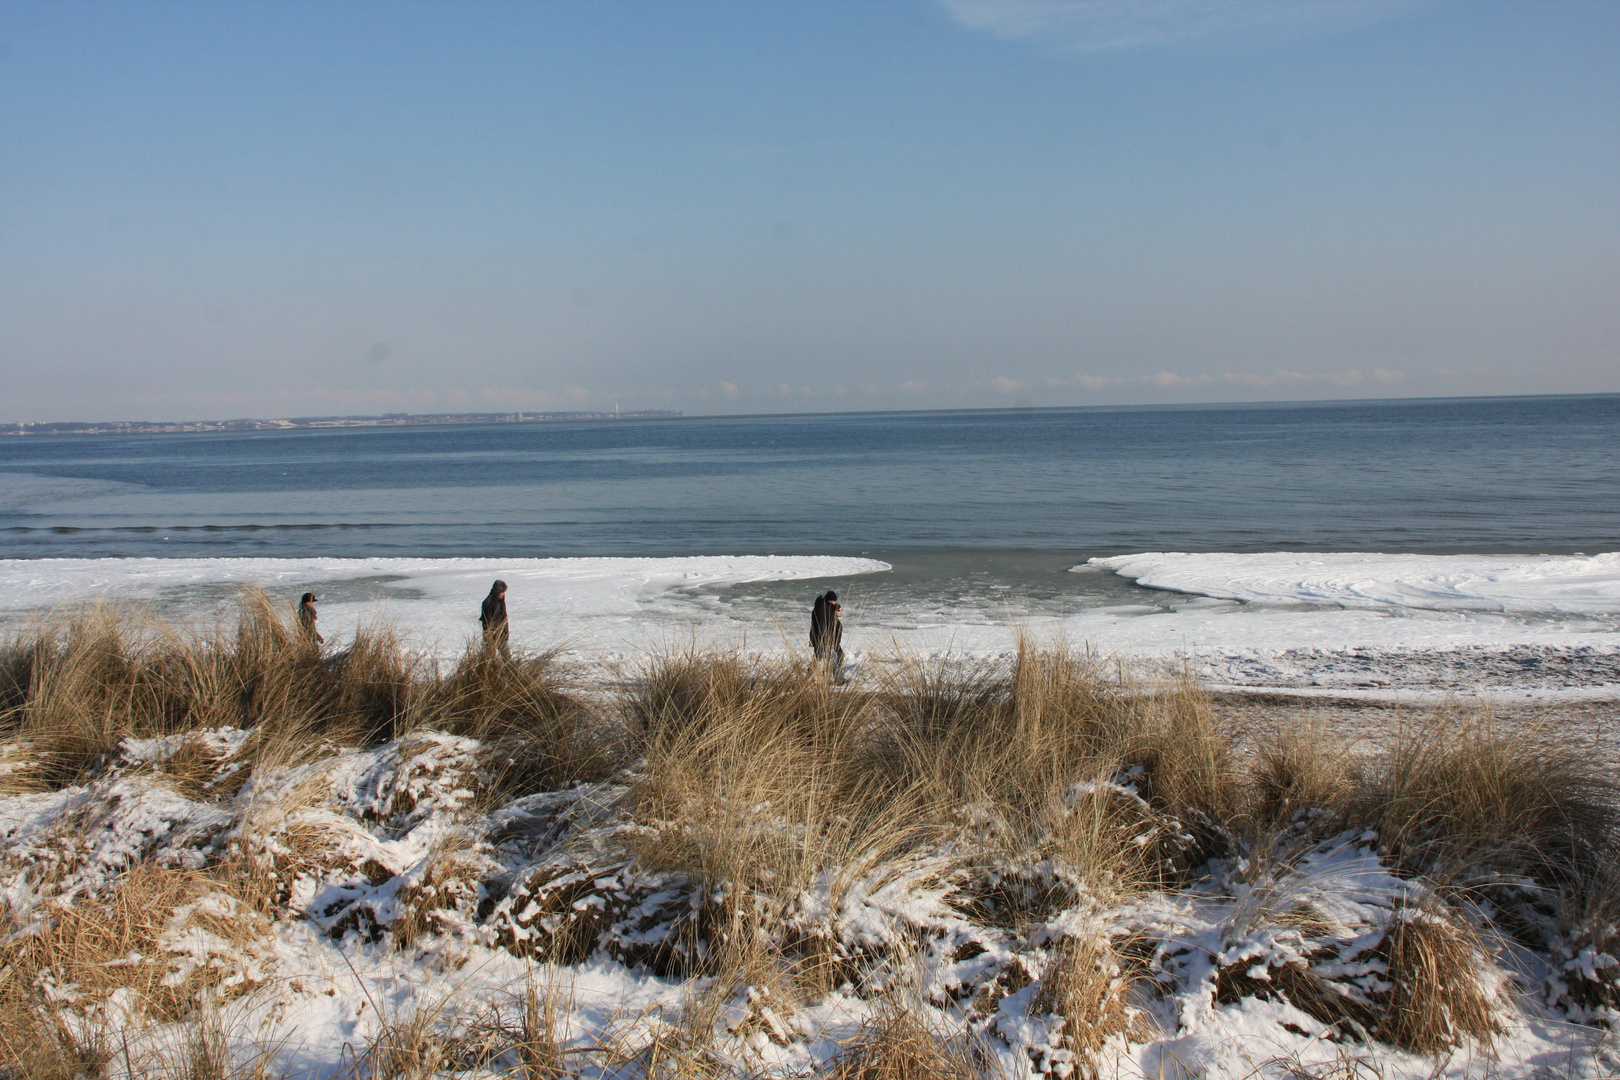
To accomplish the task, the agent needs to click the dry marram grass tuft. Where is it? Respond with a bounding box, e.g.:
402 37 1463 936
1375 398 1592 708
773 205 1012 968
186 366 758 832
0 863 273 1023
1356 712 1619 885
1370 901 1500 1053
1031 931 1155 1079
827 993 996 1080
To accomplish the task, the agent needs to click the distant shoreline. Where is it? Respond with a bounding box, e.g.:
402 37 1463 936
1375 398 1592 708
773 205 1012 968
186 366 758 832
3 391 1616 435
0 409 681 437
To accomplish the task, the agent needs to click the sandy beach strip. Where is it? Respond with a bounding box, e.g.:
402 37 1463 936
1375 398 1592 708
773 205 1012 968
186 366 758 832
1209 689 1620 773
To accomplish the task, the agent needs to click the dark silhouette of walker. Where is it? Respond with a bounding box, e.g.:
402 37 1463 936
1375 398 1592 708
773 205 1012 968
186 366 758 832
297 592 324 645
810 590 844 668
480 579 510 659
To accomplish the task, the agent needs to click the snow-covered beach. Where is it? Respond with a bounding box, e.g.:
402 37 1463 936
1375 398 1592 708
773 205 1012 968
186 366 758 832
2 550 1619 1077
5 551 1618 701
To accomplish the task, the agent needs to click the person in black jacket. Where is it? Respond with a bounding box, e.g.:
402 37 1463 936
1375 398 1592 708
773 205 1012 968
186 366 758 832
480 579 510 659
297 592 324 646
810 590 844 669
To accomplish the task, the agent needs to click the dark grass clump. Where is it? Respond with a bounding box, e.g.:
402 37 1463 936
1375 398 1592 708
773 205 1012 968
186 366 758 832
1551 875 1620 1026
1212 898 1500 1054
0 997 113 1080
623 650 919 981
886 643 1235 826
229 590 417 745
0 608 159 789
625 645 758 740
887 642 1233 905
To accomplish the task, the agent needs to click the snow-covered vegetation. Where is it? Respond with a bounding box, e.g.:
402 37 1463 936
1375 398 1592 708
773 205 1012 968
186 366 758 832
1 597 1617 1078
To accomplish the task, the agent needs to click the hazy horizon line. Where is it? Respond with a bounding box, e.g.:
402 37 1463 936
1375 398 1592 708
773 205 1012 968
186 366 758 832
4 390 1615 436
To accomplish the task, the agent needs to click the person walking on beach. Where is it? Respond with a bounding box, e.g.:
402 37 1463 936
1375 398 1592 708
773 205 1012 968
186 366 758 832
480 579 511 659
810 590 844 670
297 592 324 646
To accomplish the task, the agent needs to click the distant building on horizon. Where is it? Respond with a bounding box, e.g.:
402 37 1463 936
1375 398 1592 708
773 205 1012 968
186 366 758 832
0 410 681 436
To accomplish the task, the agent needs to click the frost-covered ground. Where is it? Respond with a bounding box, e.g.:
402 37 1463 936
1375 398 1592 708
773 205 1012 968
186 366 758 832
4 699 1618 1078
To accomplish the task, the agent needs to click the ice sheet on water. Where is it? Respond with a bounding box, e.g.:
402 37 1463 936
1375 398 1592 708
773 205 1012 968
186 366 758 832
1087 551 1620 615
0 554 891 652
1055 552 1620 695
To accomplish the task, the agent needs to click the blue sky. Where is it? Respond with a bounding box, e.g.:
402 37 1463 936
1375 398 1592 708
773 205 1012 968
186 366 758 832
1 0 1616 421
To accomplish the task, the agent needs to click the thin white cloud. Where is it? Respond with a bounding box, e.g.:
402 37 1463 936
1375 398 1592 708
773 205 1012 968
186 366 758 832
990 376 1027 394
1152 370 1213 388
937 0 1428 52
1220 371 1277 390
1070 367 1410 393
1218 367 1408 389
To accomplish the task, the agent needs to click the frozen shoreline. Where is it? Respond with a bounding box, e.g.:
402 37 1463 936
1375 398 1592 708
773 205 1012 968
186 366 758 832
3 553 1619 700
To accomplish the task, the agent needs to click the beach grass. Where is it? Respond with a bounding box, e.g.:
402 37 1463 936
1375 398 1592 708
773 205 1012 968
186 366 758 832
1 598 1617 1077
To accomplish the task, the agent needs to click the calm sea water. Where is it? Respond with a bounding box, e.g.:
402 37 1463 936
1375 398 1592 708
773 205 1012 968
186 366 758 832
2 395 1617 562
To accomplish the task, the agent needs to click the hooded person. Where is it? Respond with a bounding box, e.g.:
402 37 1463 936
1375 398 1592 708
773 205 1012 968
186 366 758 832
297 592 324 645
480 579 510 659
810 590 844 668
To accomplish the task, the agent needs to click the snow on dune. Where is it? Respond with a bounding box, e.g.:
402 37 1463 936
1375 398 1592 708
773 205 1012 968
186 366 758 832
1086 551 1620 616
3 724 1615 1077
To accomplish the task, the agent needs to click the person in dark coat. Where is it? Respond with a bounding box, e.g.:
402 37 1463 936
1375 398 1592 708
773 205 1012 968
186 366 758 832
810 590 844 669
297 592 324 645
480 579 510 659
